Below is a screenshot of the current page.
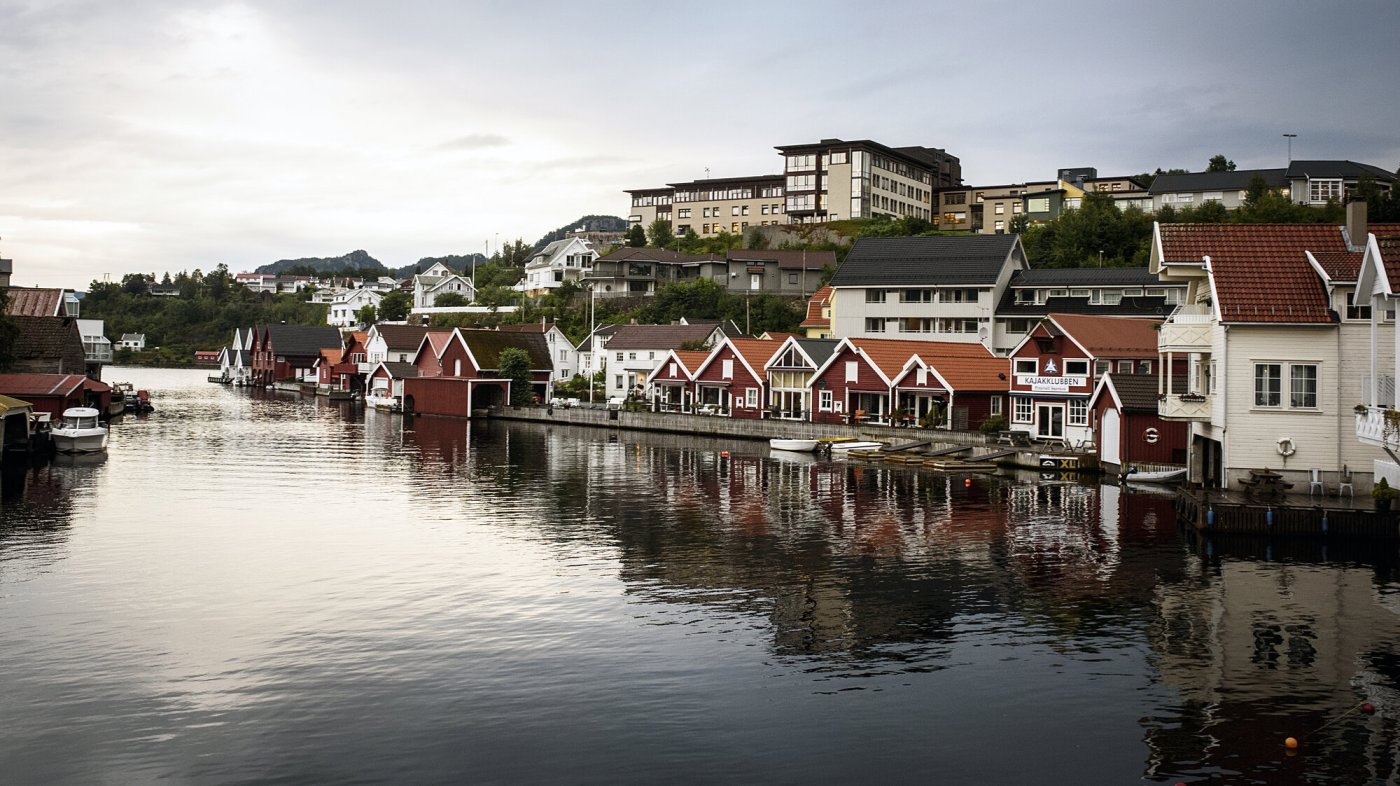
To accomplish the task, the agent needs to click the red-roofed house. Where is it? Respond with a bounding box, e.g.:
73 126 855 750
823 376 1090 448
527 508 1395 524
800 285 834 339
643 350 710 412
689 338 780 418
0 374 90 418
1008 314 1163 445
1153 208 1392 490
891 345 1008 430
808 337 992 425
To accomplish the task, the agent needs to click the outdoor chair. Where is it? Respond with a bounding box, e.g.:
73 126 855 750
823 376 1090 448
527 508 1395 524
1309 468 1324 496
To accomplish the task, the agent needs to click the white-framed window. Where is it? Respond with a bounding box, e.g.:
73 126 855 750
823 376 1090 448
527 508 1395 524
628 352 637 360
1290 364 1318 409
994 203 1005 215
1308 179 1342 204
1068 399 1088 426
1346 292 1372 321
865 318 886 333
746 388 758 408
1065 360 1089 377
722 359 734 379
865 290 887 304
845 361 859 383
819 390 833 410
1254 363 1282 407
616 352 624 362
1014 358 1036 375
990 396 1002 416
1117 360 1133 374
1013 397 1033 423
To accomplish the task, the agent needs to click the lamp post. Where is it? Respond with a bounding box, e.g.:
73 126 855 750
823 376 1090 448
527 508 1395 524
1283 133 1297 163
586 281 598 404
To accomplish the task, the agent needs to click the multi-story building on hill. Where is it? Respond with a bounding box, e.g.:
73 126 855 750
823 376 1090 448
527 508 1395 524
775 138 959 224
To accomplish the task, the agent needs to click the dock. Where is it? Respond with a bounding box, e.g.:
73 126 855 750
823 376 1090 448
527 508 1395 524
1176 487 1398 539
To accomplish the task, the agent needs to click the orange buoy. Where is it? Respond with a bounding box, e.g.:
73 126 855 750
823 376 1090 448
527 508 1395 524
1284 737 1299 749
964 478 972 487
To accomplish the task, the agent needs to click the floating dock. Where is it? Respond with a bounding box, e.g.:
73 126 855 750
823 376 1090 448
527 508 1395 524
1175 488 1399 539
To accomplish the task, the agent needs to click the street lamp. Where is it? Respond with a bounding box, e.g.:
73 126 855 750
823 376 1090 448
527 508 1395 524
1283 133 1297 163
585 281 599 404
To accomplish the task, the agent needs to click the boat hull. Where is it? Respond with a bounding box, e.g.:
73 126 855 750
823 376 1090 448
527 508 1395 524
769 438 819 452
51 430 108 454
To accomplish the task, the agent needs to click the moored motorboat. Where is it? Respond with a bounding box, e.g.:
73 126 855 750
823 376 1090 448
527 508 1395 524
50 407 108 454
829 440 886 452
769 438 819 452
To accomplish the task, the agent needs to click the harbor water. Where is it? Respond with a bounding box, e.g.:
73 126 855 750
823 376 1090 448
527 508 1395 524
2 368 1398 784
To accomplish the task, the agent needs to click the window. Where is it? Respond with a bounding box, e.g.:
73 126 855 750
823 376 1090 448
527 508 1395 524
1027 197 1051 213
741 205 749 216
1095 359 1111 377
1290 364 1318 408
616 352 623 362
1013 397 1032 423
1138 360 1152 374
866 290 887 304
830 151 848 165
1068 399 1088 426
1014 358 1036 375
994 203 1005 215
1308 179 1342 204
1065 360 1089 377
899 318 934 333
865 318 886 333
1117 360 1133 374
732 206 740 217
678 208 691 219
1203 191 1224 202
628 352 637 360
994 220 1005 232
615 375 624 389
1254 363 1282 407
819 390 833 410
722 359 734 379
1346 292 1372 320
990 397 1002 416
746 388 759 408
846 361 859 382
902 289 935 303
761 205 769 215
788 273 798 284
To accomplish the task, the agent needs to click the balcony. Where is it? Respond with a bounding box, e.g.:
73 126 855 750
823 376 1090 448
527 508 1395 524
1158 304 1213 352
1356 406 1400 449
1159 392 1212 421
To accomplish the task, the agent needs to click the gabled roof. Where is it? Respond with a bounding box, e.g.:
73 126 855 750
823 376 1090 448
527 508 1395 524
1284 160 1396 182
725 249 836 270
263 324 344 355
799 285 833 329
451 328 552 370
1092 373 1163 412
1308 250 1364 282
1045 314 1162 357
576 323 621 351
694 337 780 382
819 337 993 386
120 333 145 342
0 394 33 414
828 235 1021 288
645 349 711 384
900 351 1007 392
605 323 719 350
11 316 84 364
1156 223 1343 324
371 361 419 380
0 373 87 397
1147 168 1286 194
373 324 431 352
496 322 556 334
4 287 67 317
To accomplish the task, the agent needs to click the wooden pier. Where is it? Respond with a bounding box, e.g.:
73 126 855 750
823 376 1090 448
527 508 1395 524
1176 488 1399 539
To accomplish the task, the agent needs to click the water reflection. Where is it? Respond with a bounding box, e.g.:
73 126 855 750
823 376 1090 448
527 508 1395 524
2 368 1398 784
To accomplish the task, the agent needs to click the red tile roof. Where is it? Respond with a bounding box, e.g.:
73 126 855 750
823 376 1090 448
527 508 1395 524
1310 250 1363 281
849 338 993 381
1048 314 1162 357
916 354 1007 391
671 350 711 374
4 287 65 317
606 323 718 350
1378 236 1400 289
800 285 832 329
1158 224 1341 324
0 373 87 397
726 338 782 374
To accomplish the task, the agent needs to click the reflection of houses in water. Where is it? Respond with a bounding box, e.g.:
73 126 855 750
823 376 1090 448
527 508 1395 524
1 461 82 572
1146 559 1400 782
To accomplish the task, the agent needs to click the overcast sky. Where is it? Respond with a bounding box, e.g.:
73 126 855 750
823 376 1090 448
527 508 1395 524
3 0 1398 288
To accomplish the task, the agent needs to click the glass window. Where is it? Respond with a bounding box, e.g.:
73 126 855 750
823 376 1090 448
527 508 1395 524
1069 399 1088 426
1346 292 1372 320
865 318 886 333
990 397 1002 416
1013 397 1033 423
1014 358 1036 375
1254 363 1282 407
865 290 887 304
819 390 833 410
1290 364 1318 408
1065 360 1089 376
1308 179 1342 204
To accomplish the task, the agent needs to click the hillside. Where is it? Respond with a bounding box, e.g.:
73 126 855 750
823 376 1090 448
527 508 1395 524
531 215 627 251
388 254 489 279
255 250 386 275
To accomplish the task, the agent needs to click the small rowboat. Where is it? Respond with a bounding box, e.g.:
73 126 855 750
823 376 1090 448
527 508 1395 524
1122 467 1187 484
769 438 819 452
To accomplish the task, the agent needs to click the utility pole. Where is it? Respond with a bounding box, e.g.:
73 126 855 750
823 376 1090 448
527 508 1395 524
1283 133 1297 163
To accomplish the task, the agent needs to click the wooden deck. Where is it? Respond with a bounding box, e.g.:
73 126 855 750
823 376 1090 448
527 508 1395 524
1176 487 1399 539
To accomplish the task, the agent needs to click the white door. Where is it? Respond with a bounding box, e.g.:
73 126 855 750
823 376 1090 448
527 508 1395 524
750 273 762 290
1036 403 1064 440
1101 408 1121 465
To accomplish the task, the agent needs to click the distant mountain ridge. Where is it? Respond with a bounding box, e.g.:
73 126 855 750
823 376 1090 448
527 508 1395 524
254 250 386 275
388 255 488 279
531 215 628 251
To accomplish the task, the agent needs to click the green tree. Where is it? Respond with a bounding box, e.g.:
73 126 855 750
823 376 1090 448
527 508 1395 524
0 288 16 371
476 285 515 313
646 218 675 249
1206 155 1236 173
625 224 647 247
433 292 470 308
356 304 378 327
121 273 150 295
379 290 411 321
498 347 534 406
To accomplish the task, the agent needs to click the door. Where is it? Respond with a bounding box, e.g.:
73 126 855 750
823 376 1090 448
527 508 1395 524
1100 409 1121 465
749 273 762 291
1036 403 1064 440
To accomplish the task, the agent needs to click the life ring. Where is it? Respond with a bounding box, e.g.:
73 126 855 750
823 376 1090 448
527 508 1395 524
1276 437 1296 457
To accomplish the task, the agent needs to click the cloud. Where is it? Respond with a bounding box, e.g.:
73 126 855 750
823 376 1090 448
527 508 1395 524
434 133 511 152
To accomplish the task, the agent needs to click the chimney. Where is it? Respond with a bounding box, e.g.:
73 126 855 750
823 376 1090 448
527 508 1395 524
1347 200 1368 249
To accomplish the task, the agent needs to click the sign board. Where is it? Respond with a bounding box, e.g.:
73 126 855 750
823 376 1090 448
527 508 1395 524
1016 375 1087 394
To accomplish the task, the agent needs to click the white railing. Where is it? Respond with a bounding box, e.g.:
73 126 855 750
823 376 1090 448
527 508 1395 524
1356 407 1398 447
1166 303 1213 324
1159 394 1212 421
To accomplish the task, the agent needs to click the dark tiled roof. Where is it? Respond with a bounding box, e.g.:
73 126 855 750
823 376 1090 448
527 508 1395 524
11 316 85 370
496 322 551 334
1158 224 1342 324
1379 236 1400 288
1009 267 1165 286
1284 160 1395 181
456 329 551 370
264 324 343 356
1310 250 1363 281
1102 373 1164 412
382 361 418 379
1147 168 1286 194
374 324 430 352
596 248 712 264
828 235 1019 287
604 324 719 350
4 287 65 317
726 249 836 270
794 338 840 366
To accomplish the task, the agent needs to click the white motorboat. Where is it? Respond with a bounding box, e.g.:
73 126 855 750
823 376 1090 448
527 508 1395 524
50 407 108 454
1122 467 1187 484
769 438 819 452
828 440 886 452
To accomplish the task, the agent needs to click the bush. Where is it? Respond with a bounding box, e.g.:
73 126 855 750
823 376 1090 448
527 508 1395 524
979 414 1007 434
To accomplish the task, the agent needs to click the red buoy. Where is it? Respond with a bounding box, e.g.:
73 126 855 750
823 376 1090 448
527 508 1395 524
1362 702 1376 715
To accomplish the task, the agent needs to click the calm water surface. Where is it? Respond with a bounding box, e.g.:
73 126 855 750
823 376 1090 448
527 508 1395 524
2 368 1399 784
